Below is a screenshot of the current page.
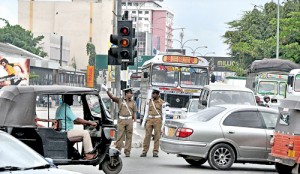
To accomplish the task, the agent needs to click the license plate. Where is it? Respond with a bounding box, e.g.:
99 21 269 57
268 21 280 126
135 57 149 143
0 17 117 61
168 127 175 137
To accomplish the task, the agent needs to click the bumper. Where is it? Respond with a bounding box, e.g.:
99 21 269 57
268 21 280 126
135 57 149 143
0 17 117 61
160 137 209 158
268 154 296 166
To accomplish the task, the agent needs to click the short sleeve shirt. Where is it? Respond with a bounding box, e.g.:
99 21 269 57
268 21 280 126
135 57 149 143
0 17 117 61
149 98 164 116
118 98 137 117
55 103 77 131
5 65 15 75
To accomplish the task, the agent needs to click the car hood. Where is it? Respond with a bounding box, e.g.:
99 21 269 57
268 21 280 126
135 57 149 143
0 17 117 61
1 168 82 174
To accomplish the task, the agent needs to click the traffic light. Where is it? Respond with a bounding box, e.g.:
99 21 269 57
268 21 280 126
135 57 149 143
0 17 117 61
118 20 137 65
108 34 121 65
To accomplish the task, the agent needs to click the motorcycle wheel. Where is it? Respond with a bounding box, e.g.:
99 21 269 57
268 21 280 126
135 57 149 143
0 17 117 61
102 156 123 174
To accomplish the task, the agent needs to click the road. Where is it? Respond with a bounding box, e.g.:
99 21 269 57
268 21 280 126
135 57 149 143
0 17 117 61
37 106 277 174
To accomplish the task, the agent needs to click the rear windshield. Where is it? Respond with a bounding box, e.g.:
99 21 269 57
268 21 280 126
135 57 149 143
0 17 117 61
209 90 256 106
187 106 226 122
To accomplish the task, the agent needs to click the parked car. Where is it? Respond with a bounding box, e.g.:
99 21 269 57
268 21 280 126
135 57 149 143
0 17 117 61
198 84 256 110
0 130 81 174
160 105 278 170
181 98 199 119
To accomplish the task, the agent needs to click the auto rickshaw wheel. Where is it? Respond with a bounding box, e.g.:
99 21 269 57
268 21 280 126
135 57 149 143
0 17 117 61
275 163 293 174
102 156 122 174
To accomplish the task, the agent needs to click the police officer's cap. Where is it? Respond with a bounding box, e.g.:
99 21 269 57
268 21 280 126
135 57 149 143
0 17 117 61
123 88 133 94
152 89 160 94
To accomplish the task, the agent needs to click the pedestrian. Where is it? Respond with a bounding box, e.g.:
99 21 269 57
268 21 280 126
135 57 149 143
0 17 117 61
263 96 270 107
140 89 164 157
102 85 137 157
36 95 40 107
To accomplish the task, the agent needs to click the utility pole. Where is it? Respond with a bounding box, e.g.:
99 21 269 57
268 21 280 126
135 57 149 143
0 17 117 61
276 0 280 59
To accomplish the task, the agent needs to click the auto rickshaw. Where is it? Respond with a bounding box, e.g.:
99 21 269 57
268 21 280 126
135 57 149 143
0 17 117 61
0 85 122 174
268 96 300 174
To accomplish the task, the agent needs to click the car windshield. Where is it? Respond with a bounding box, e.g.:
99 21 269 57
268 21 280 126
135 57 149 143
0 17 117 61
209 90 256 106
0 132 49 169
258 81 277 95
180 67 208 88
187 106 226 122
151 65 179 87
86 95 101 117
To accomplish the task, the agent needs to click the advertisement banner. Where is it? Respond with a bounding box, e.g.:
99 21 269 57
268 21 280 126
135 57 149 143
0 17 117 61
0 57 30 87
87 65 94 88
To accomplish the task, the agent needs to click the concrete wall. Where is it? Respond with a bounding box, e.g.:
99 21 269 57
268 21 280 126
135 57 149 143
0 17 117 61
18 0 113 70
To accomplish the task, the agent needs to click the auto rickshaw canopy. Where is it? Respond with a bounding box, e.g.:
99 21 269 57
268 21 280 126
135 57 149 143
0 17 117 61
0 85 98 127
276 96 300 134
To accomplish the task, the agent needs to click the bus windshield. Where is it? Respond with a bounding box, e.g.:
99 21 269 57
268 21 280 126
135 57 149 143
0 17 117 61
151 65 179 87
258 81 277 95
180 67 208 88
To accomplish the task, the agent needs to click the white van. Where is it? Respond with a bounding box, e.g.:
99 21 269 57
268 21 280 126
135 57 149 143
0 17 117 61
198 84 256 110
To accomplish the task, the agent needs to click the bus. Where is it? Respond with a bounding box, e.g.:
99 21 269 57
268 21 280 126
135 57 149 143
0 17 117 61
139 54 209 122
129 71 142 95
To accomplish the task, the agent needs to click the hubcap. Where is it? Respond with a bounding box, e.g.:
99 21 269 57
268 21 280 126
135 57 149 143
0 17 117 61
213 147 231 166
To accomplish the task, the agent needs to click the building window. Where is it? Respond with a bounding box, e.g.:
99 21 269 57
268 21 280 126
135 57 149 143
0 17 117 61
145 11 149 14
138 11 142 14
132 17 137 22
128 2 132 6
144 17 149 21
138 17 142 20
132 11 136 14
134 3 138 6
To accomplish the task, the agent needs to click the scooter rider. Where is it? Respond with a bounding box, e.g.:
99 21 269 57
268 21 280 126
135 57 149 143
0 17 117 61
102 85 137 157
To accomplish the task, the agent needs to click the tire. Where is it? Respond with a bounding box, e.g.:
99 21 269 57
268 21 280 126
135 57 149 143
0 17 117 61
275 163 293 174
102 156 123 174
185 158 207 166
208 143 235 170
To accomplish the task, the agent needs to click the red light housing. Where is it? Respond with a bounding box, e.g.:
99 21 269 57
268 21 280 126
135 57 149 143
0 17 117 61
176 128 193 138
120 38 129 47
120 27 130 36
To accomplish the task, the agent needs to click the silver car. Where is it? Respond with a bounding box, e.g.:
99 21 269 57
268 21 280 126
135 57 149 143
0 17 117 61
160 105 278 170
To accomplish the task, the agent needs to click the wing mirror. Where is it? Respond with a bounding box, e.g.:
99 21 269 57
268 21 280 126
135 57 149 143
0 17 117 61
144 72 149 78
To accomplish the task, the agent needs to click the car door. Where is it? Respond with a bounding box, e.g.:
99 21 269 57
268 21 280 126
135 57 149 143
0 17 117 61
221 109 267 160
259 110 278 158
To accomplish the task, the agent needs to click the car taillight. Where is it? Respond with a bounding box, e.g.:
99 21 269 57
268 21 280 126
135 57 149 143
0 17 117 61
110 129 115 139
288 142 294 150
176 128 193 138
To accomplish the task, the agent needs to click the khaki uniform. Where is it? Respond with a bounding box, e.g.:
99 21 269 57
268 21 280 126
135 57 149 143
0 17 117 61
142 98 164 154
116 97 137 155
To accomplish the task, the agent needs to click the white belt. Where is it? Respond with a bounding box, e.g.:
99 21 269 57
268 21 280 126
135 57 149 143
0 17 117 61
119 116 132 120
148 115 161 118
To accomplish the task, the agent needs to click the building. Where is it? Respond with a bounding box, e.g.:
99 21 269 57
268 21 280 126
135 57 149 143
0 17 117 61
0 42 85 87
36 33 70 66
18 0 114 70
122 0 174 56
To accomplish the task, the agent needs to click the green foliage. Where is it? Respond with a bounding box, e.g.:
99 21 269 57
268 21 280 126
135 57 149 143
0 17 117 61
224 1 300 73
0 18 48 57
225 62 246 77
29 71 39 79
86 42 96 66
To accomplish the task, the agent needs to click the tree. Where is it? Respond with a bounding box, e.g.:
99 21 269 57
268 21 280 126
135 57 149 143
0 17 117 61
0 18 48 57
223 1 300 74
86 42 96 66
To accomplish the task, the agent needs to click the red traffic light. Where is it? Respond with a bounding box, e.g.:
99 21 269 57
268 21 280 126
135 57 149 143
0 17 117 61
120 26 130 36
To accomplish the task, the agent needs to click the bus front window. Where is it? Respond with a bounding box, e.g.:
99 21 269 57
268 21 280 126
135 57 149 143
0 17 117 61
258 81 277 95
180 68 208 88
151 65 179 87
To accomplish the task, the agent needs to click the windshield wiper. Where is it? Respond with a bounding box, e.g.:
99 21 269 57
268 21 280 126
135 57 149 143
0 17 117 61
24 164 52 170
0 166 23 171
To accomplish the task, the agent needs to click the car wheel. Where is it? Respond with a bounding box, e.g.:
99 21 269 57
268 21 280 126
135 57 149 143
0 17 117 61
275 163 293 174
208 143 235 170
185 158 207 166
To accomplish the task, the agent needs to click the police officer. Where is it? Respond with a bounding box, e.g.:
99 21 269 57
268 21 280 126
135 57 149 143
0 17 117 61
103 85 137 157
140 89 164 157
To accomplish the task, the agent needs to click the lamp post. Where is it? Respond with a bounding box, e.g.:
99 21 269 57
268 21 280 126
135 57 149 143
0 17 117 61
185 46 208 56
171 38 198 55
276 0 280 59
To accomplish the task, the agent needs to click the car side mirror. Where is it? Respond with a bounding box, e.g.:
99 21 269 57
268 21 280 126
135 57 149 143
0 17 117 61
144 72 148 78
252 82 255 88
287 76 293 87
202 100 207 106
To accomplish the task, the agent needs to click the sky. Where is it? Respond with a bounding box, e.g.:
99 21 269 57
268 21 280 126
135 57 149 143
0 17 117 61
0 0 273 57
